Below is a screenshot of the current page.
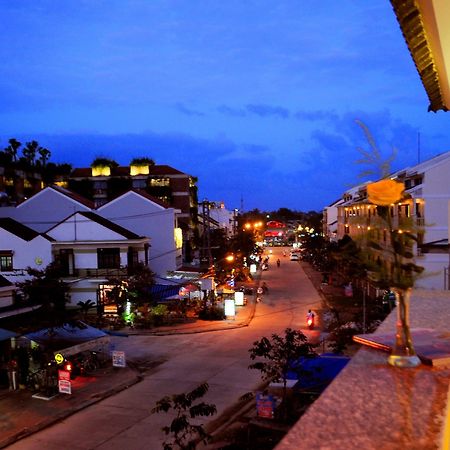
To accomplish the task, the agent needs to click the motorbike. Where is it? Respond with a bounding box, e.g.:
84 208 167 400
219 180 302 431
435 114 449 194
306 313 315 330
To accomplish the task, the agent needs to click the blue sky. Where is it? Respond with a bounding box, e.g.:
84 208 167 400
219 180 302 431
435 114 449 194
1 1 449 212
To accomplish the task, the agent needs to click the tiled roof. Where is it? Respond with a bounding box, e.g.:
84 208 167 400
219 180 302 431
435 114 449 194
50 185 96 209
390 0 449 112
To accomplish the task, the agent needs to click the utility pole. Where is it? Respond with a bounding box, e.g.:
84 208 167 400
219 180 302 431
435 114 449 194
201 200 213 268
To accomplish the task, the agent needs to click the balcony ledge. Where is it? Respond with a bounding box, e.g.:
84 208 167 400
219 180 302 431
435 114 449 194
276 289 450 450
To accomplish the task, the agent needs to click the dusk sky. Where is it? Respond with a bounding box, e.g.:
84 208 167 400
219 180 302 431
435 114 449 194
1 1 449 212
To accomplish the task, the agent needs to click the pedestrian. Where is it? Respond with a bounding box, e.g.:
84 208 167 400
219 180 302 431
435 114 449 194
7 358 18 391
277 259 281 268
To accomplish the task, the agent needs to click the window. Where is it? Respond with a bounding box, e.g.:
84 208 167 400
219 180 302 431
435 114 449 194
0 252 13 271
132 179 147 189
93 180 107 189
97 248 120 269
150 177 170 187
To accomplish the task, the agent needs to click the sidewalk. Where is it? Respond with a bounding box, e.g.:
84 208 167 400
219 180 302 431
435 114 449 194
0 295 257 449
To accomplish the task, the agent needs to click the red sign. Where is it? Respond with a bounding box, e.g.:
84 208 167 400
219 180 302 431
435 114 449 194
256 392 275 419
58 370 71 382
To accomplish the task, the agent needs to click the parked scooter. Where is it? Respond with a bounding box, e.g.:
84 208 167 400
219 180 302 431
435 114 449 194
306 310 315 330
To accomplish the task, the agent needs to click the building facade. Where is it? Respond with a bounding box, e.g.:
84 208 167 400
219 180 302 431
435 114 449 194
336 152 450 290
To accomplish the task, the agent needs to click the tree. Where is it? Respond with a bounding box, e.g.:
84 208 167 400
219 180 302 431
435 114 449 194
130 157 155 166
126 262 155 304
17 262 70 327
38 147 51 167
77 299 96 321
3 138 21 162
22 140 41 166
248 328 317 420
152 382 217 450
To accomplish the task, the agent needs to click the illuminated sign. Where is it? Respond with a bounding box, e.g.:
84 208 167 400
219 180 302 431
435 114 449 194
234 291 245 306
54 353 65 365
224 299 235 317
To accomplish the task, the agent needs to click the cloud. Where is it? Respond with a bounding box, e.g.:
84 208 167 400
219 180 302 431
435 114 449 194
245 104 290 119
175 103 205 117
217 105 247 117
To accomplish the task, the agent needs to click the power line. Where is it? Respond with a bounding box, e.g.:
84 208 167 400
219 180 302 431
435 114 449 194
9 208 176 227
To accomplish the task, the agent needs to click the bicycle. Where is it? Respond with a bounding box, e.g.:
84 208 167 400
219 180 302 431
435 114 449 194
26 368 47 392
79 351 101 374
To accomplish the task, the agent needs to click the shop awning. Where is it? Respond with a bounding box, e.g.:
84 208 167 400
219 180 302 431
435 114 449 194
0 327 18 342
148 284 182 301
288 354 350 394
23 321 109 354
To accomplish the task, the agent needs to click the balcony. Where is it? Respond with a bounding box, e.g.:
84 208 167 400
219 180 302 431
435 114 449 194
276 289 450 449
61 268 130 279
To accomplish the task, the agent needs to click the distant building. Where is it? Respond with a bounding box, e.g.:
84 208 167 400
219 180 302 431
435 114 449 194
67 162 198 262
0 165 42 205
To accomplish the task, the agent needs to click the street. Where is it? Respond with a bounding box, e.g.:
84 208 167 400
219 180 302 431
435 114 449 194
6 248 323 450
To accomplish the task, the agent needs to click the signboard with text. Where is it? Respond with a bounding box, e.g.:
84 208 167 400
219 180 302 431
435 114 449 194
112 350 126 367
234 291 245 306
58 376 72 394
256 392 275 419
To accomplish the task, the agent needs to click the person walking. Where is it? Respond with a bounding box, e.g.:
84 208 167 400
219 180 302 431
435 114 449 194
7 358 18 391
276 259 281 268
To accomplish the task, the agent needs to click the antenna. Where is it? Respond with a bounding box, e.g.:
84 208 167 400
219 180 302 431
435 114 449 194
240 194 244 213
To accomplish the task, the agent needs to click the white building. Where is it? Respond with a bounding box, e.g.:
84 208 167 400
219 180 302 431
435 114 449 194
97 190 182 277
45 211 149 304
0 186 182 278
0 185 93 232
0 217 53 307
198 201 237 238
337 152 450 290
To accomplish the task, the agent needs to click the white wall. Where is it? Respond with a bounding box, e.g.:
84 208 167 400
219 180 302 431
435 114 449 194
98 192 177 276
0 188 90 232
47 213 129 242
422 160 450 244
0 230 52 272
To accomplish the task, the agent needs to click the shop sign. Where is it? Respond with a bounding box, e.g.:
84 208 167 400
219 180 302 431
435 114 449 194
234 291 245 306
112 350 126 367
224 299 235 317
54 353 65 365
58 379 72 395
256 392 275 419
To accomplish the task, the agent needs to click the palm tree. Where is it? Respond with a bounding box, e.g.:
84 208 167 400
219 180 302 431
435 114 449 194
38 147 51 167
22 140 41 166
77 299 96 321
3 138 21 162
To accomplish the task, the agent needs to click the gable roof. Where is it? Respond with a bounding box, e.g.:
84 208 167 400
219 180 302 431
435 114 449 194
77 211 143 239
0 275 12 288
16 185 95 210
50 185 96 208
97 189 171 210
0 217 41 241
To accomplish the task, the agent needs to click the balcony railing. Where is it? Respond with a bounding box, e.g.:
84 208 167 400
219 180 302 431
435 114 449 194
61 268 131 279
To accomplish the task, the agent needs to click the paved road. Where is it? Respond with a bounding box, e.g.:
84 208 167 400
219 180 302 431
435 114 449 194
7 247 322 450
